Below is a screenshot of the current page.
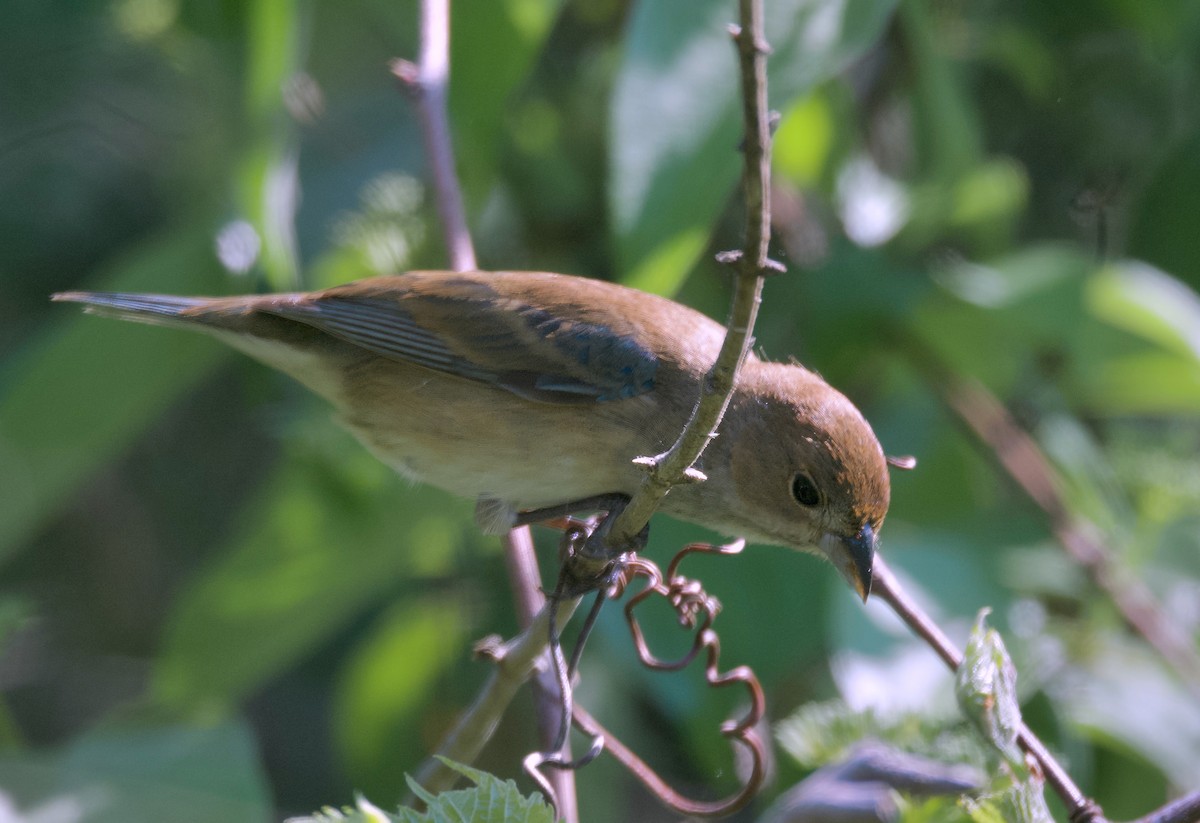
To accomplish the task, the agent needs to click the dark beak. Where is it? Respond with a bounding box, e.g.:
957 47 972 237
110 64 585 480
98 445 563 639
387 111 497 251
821 522 876 602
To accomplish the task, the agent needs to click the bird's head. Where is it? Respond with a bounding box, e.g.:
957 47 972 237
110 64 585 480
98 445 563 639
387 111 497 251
728 362 891 601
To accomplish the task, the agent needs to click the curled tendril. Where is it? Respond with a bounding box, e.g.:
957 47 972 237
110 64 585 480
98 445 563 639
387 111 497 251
593 539 765 816
521 511 767 818
525 523 767 819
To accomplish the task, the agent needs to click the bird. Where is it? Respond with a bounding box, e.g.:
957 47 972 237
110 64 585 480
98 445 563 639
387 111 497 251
53 270 891 600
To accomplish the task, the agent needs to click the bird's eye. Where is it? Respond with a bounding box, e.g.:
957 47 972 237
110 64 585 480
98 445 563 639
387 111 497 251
791 473 821 507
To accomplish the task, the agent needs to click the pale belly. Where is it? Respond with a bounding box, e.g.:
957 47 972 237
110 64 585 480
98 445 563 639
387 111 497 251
336 358 667 511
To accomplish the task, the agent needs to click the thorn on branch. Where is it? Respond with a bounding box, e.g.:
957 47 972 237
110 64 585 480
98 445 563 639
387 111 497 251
715 249 787 276
472 635 505 661
631 454 662 473
726 23 772 55
389 58 421 96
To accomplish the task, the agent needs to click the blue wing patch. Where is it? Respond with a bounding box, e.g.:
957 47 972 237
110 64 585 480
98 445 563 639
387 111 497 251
265 293 657 404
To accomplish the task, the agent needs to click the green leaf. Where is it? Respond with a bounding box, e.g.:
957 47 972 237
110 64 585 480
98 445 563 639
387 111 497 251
405 759 556 823
961 780 1053 823
450 0 564 209
290 794 406 823
1087 261 1200 362
0 717 272 823
610 0 900 294
776 699 987 772
334 600 469 794
927 244 1089 311
1061 634 1200 788
898 0 983 183
955 609 1023 768
1074 350 1200 414
295 762 554 823
772 92 836 187
237 0 310 289
0 223 231 567
1128 131 1200 294
153 434 478 711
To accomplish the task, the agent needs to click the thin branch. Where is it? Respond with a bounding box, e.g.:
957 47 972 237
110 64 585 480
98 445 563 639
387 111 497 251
871 557 1106 823
601 0 780 552
410 596 581 794
500 528 578 823
1131 791 1200 823
394 2 575 815
391 0 476 272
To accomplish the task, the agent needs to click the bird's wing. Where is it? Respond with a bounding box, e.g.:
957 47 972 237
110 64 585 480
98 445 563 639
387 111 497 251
264 275 659 404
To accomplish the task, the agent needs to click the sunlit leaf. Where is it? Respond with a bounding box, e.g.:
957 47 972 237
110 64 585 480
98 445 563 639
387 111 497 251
334 599 468 794
955 609 1022 768
776 698 985 772
773 92 835 188
405 759 555 823
961 780 1053 823
290 794 412 823
1087 261 1200 362
610 0 900 294
1077 347 1200 415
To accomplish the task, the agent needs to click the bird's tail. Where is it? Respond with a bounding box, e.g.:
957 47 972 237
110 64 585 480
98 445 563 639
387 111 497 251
52 290 343 400
51 291 218 329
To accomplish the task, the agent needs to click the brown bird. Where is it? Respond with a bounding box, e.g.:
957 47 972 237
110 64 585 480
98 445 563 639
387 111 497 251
54 271 891 599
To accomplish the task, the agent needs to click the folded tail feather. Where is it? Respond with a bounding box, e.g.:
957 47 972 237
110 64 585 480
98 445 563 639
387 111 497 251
51 291 215 328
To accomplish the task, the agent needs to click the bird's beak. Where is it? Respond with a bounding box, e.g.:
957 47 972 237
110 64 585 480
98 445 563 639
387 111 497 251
819 523 876 602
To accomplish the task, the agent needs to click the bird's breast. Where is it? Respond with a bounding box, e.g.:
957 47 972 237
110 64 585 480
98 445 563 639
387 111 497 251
336 355 681 510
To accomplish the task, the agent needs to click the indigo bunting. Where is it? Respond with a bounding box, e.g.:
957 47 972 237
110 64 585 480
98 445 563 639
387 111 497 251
54 271 890 599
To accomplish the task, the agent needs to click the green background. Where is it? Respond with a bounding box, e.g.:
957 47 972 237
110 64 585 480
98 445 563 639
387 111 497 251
2 0 1200 819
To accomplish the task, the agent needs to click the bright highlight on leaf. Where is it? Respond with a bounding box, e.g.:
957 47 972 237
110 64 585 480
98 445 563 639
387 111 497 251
955 608 1023 768
291 759 555 823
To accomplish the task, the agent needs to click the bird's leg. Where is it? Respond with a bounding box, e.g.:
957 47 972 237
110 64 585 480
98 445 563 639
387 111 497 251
514 491 650 578
522 494 652 796
523 539 611 808
512 493 634 531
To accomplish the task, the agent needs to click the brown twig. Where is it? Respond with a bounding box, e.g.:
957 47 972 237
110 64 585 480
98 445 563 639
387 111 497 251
562 539 767 818
410 592 581 794
501 528 578 823
871 556 1107 823
600 0 782 553
395 2 576 815
909 350 1200 699
1130 791 1200 823
523 0 781 810
391 0 476 273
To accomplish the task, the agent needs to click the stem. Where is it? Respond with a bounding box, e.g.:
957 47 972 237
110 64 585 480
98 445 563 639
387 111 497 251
912 349 1200 700
501 529 578 823
602 0 776 552
871 557 1104 822
1131 791 1200 823
396 2 575 816
410 596 581 794
391 0 476 272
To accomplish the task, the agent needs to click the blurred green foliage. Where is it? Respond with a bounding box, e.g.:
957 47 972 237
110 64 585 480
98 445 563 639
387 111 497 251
2 0 1200 820
294 759 556 823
